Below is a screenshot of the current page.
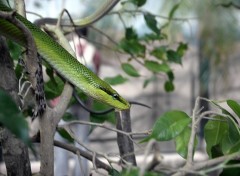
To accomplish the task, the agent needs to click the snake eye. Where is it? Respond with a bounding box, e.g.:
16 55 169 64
112 93 119 100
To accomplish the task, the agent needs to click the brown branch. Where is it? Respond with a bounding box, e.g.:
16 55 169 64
53 140 112 172
116 110 137 166
38 20 75 176
0 37 32 176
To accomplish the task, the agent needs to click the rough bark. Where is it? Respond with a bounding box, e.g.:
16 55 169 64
0 36 32 176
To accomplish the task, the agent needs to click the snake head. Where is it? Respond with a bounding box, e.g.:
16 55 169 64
96 85 130 110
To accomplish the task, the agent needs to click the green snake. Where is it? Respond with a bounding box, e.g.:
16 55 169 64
0 0 130 111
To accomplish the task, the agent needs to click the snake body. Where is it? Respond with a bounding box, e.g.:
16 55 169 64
0 0 130 110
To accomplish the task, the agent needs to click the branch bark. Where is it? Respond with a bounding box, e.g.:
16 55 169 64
39 25 74 176
116 109 137 166
0 36 32 176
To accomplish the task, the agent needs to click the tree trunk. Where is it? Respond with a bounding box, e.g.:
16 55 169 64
0 36 32 176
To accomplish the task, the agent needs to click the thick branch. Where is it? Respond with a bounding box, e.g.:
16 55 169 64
39 23 75 176
0 37 32 176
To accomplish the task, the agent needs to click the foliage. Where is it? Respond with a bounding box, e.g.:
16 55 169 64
1 0 240 175
0 90 31 146
108 0 188 92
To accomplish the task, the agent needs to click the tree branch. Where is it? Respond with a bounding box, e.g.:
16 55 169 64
116 110 137 166
0 37 32 176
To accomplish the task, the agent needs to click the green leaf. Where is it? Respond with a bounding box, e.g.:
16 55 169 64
57 128 74 143
143 110 191 142
0 90 30 145
211 100 236 120
221 117 240 154
175 127 197 159
62 112 77 121
204 115 228 158
121 63 140 77
141 33 167 42
89 100 115 134
164 81 174 92
104 75 128 85
109 169 120 176
144 12 160 34
150 46 167 60
227 99 240 118
144 60 171 73
128 0 147 7
7 40 22 61
125 27 138 40
177 42 188 58
90 100 115 124
167 71 175 81
44 76 64 99
167 50 182 64
119 38 145 57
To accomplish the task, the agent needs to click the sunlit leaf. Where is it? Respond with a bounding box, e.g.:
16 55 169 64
104 75 128 85
142 110 191 142
144 12 160 34
227 99 240 118
144 61 171 73
122 63 140 77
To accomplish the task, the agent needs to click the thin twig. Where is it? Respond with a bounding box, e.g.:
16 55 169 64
109 9 198 21
53 140 112 172
58 120 135 140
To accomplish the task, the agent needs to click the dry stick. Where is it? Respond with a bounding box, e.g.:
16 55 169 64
186 97 200 166
139 139 156 176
